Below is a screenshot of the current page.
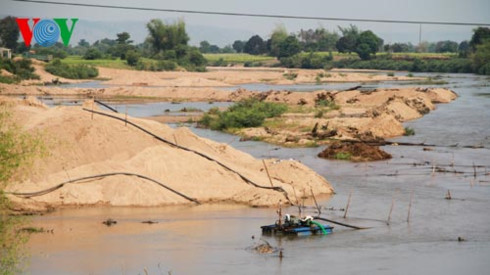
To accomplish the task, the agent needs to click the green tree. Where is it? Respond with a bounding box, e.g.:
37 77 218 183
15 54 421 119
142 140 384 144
0 16 19 51
278 35 301 58
269 25 288 57
125 50 140 66
336 25 359 53
146 19 189 54
199 40 211 53
232 40 245 53
472 39 490 75
221 45 234 53
77 39 90 47
298 28 339 52
116 32 132 44
435 40 458 53
458 41 470 58
243 35 266 55
113 32 134 59
83 48 102 60
470 27 490 51
355 30 383 60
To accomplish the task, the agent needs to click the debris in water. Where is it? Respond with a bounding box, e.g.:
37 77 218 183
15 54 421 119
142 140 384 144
141 220 159 224
102 218 117 226
318 142 392 162
253 239 277 254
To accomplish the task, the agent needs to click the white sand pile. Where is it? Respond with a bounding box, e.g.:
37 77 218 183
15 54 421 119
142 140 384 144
3 96 333 211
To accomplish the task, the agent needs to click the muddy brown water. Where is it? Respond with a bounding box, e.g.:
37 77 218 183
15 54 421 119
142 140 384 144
26 73 490 274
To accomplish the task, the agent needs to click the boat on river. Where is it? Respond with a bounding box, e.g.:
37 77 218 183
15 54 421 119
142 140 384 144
261 214 333 236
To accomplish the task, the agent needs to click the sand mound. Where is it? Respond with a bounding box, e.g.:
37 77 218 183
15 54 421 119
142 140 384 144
318 142 392 162
4 96 333 211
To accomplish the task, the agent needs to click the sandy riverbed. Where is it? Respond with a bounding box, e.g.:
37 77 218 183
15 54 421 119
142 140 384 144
18 63 419 86
3 96 333 212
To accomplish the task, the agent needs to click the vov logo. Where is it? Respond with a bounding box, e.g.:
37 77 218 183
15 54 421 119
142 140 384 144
16 18 79 47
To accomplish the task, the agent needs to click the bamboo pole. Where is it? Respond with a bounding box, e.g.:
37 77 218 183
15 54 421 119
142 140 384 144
292 186 301 216
407 190 414 223
262 159 274 187
310 187 321 215
387 193 396 225
343 189 353 218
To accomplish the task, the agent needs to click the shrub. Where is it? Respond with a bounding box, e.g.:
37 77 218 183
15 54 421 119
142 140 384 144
83 48 103 60
283 72 298 80
404 127 415 136
125 50 140 66
1 106 44 273
199 98 287 130
332 57 474 74
0 58 39 81
45 59 98 79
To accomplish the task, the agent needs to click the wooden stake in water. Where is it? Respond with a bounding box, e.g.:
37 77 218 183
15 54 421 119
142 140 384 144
407 190 414 223
310 187 321 216
473 162 477 179
292 186 301 217
343 190 353 218
387 194 396 225
277 200 282 227
125 105 128 127
262 159 274 187
445 189 452 200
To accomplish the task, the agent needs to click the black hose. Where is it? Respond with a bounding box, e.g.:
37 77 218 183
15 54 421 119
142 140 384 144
82 108 292 203
94 100 118 113
313 216 370 230
7 172 200 204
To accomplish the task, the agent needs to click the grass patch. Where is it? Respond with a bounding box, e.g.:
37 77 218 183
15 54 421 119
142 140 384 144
283 72 298 80
333 152 352 160
402 77 448 85
203 53 275 63
314 110 324 118
387 72 395 77
45 59 98 79
304 141 319 148
404 127 415 136
199 98 287 130
287 105 316 114
62 55 131 69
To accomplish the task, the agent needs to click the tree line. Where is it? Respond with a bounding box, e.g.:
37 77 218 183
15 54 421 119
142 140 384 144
0 16 489 75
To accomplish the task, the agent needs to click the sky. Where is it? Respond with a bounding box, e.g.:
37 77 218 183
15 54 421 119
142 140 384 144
1 0 490 46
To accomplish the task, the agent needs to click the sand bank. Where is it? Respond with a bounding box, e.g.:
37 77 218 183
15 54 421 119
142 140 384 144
3 96 333 211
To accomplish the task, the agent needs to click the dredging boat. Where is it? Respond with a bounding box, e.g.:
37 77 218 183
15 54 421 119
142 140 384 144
261 214 333 236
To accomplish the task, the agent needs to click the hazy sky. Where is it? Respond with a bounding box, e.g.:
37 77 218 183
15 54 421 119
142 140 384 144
2 0 490 45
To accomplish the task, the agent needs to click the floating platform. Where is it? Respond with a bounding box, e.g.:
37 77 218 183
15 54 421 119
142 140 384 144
261 220 333 236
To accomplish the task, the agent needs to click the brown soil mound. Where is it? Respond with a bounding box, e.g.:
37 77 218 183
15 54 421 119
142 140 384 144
3 96 333 211
318 142 392 162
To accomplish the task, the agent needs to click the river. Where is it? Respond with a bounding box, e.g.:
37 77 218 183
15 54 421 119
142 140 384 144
26 73 490 274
